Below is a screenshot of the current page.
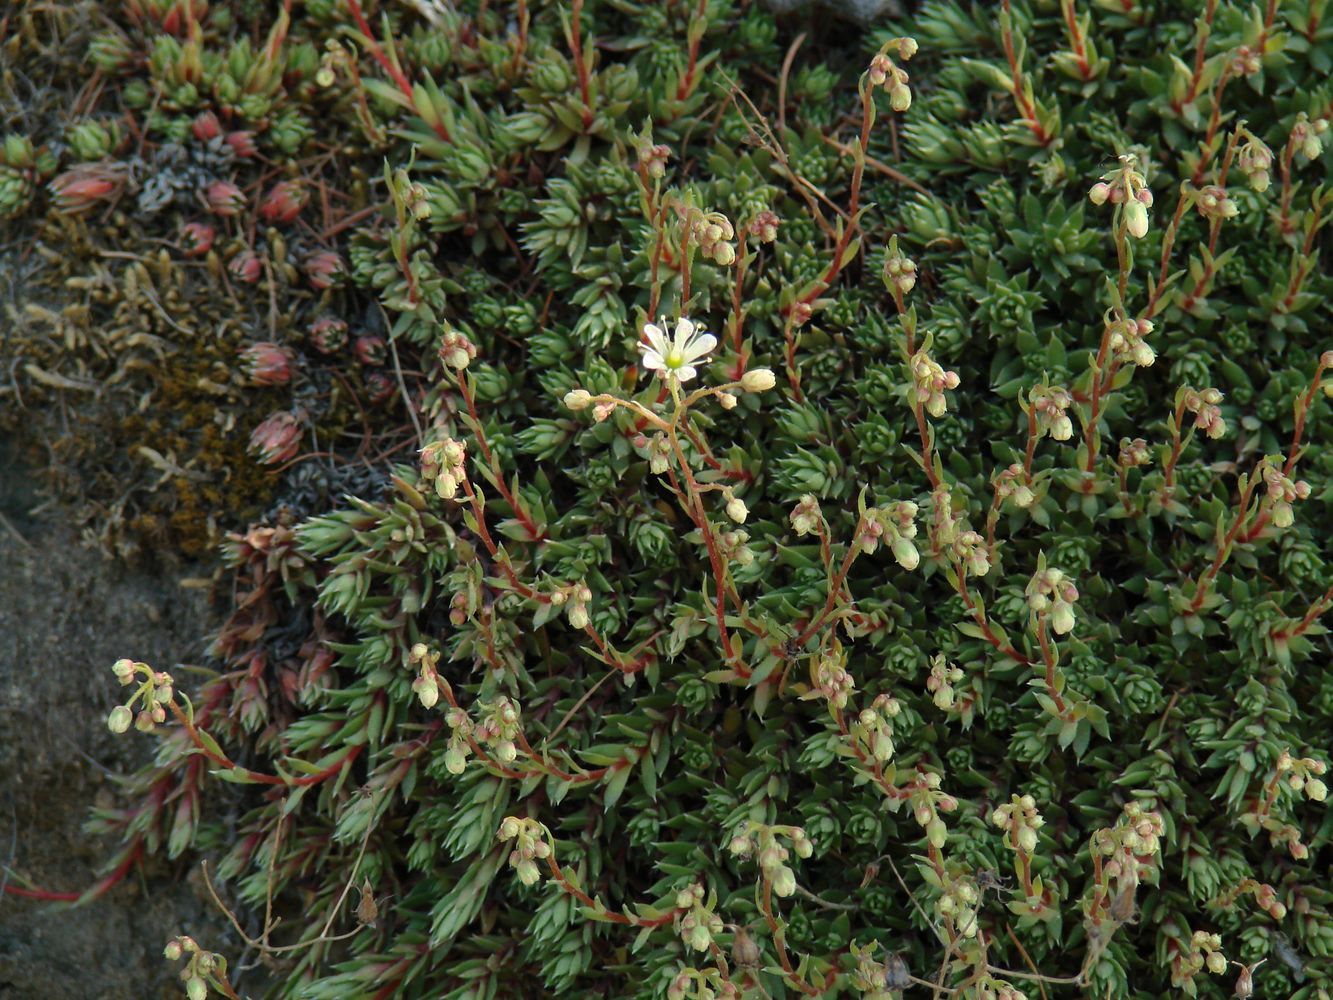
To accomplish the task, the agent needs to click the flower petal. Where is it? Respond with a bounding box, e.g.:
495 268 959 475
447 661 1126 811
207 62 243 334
675 365 698 383
673 318 695 346
641 350 667 370
680 332 717 362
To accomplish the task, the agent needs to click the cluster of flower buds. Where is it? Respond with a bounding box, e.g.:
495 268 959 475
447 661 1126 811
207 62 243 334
238 342 294 386
808 644 855 710
1029 383 1074 440
673 884 723 952
991 794 1045 856
419 437 467 500
551 581 594 630
994 463 1036 510
936 871 980 938
204 179 245 216
789 494 824 537
691 211 737 267
641 431 672 475
867 37 917 111
1025 560 1080 635
850 943 912 998
179 221 215 258
1118 436 1151 469
248 409 303 465
1235 127 1274 192
308 316 349 355
473 696 523 764
717 529 754 568
972 983 1028 1000
1088 154 1153 238
727 823 812 898
1173 929 1229 990
315 39 352 88
721 488 748 524
163 935 221 1000
303 249 345 290
439 328 477 371
853 693 902 762
1180 386 1226 439
259 180 308 224
926 655 965 711
908 349 961 418
1106 311 1156 368
229 248 264 284
667 967 739 1000
860 500 920 569
497 816 550 886
107 658 174 734
929 485 991 576
748 209 779 244
1093 802 1166 871
408 643 442 710
907 769 958 853
1290 111 1329 162
637 139 671 180
1256 457 1311 529
882 237 917 296
1277 750 1328 802
1194 184 1238 222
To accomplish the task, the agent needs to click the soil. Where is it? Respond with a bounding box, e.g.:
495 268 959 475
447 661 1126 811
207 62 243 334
0 436 247 999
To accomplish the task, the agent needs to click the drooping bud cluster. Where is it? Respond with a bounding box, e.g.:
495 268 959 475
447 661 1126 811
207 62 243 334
1105 310 1156 367
1118 437 1151 468
852 693 902 762
1277 750 1328 802
936 871 980 938
908 349 961 418
789 494 824 537
1025 558 1080 635
673 884 723 952
929 485 991 577
808 643 855 710
1290 111 1329 162
238 342 294 386
1235 127 1274 192
993 463 1036 510
106 658 175 734
1180 386 1226 439
163 935 222 1000
1194 184 1238 222
645 432 672 475
882 237 917 296
496 816 550 886
717 529 754 567
1172 929 1228 991
691 211 737 266
727 823 812 899
550 581 594 630
906 768 959 857
666 967 739 1000
439 328 477 371
637 140 671 180
926 655 965 711
867 37 917 112
850 943 912 998
747 209 780 244
408 643 442 710
1029 383 1074 441
861 500 920 569
1088 153 1153 238
419 437 467 500
991 794 1045 857
1256 457 1311 529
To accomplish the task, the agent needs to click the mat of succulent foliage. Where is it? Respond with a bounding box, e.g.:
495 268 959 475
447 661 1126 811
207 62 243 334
3 0 1333 997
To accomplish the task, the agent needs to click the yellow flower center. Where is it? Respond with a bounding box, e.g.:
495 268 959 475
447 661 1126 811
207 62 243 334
665 349 684 368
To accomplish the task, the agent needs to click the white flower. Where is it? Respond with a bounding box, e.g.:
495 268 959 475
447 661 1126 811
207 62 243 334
639 317 716 384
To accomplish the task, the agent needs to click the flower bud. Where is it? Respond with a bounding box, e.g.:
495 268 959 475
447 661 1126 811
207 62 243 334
107 705 132 734
205 179 245 216
740 368 776 393
771 866 796 897
186 977 207 1000
725 496 748 524
1306 777 1327 801
890 84 912 112
1088 182 1111 205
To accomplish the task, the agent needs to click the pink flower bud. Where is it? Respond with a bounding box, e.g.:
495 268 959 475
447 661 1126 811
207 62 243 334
364 370 397 404
192 111 222 142
303 249 345 290
205 179 245 216
179 221 215 258
248 410 303 465
48 167 123 215
228 249 264 284
308 316 349 355
260 180 309 224
1088 182 1111 205
239 342 294 386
